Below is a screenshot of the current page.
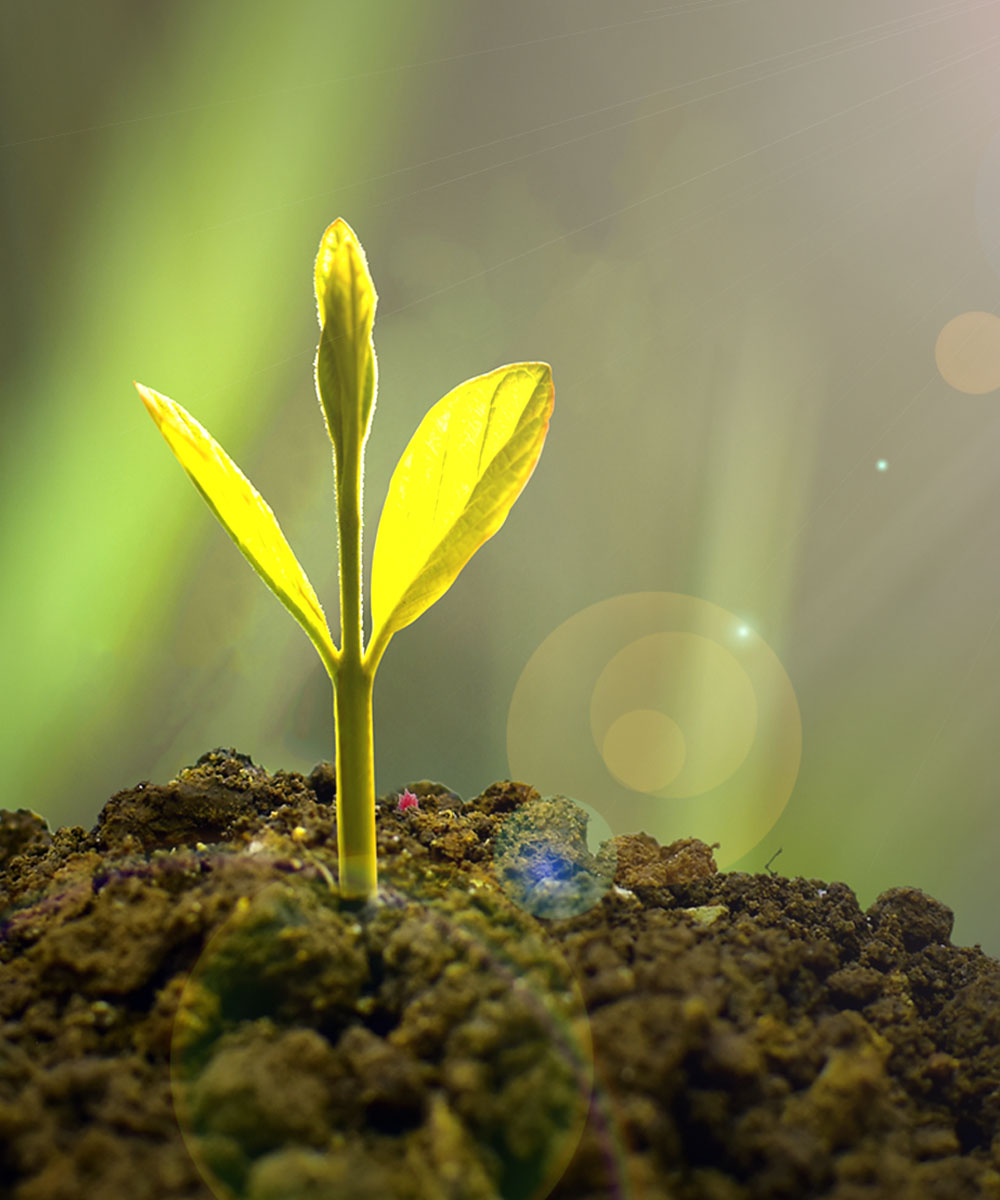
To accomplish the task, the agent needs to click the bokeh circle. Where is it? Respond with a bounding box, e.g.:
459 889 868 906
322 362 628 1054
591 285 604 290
492 794 618 919
170 861 595 1200
934 311 1000 395
507 592 801 867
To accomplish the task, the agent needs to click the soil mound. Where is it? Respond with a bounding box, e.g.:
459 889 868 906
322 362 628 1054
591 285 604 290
2 749 998 1199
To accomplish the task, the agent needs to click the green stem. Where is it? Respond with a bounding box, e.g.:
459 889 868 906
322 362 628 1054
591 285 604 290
334 655 376 898
334 443 377 899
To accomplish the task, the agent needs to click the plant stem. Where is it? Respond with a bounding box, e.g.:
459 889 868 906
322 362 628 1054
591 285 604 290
334 655 377 898
334 437 377 899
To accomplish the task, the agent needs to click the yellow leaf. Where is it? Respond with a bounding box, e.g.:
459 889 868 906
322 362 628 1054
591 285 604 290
135 383 339 674
313 218 377 471
368 363 553 661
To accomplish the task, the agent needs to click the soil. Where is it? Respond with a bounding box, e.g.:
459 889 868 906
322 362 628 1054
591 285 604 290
1 748 999 1200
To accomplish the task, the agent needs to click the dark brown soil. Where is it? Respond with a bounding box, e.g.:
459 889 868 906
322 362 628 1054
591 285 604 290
2 748 999 1200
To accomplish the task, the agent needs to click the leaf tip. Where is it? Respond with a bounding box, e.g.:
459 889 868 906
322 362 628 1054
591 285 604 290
511 361 554 408
316 217 363 267
134 380 159 417
521 361 554 422
324 216 353 239
314 217 374 329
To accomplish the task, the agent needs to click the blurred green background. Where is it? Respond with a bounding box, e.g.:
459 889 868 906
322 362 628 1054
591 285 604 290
4 1 1000 952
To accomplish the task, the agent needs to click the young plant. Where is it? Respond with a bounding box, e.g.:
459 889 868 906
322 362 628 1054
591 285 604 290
136 219 553 899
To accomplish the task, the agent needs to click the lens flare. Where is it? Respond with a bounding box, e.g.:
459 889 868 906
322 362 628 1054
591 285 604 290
934 311 1000 395
507 593 801 867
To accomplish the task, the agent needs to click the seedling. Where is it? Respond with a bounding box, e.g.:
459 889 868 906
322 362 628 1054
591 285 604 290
136 220 553 899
